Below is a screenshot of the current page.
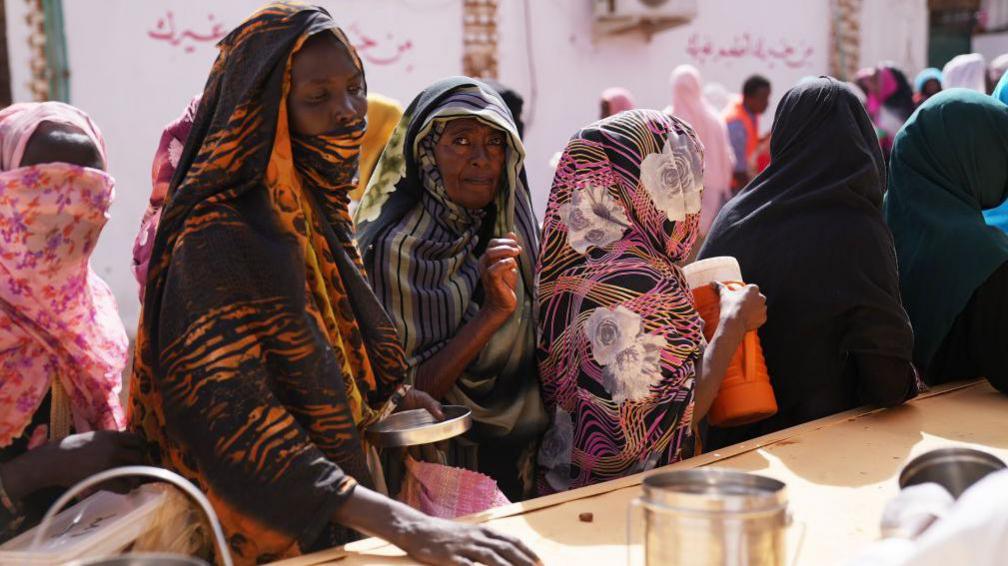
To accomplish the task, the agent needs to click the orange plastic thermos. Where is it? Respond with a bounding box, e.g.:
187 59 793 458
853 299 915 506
682 257 777 427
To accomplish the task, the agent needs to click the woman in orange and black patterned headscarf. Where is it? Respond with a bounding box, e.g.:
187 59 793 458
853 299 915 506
129 4 539 565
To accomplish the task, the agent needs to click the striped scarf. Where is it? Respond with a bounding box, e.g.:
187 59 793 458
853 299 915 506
355 78 545 444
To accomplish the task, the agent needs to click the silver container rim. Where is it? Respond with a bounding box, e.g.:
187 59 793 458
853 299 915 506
899 447 1006 489
640 468 788 514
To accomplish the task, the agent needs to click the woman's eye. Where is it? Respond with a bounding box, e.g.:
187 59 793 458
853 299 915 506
307 92 328 103
454 137 470 145
349 83 365 96
489 136 505 146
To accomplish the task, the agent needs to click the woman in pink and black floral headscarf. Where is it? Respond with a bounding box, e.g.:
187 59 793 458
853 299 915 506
0 102 142 540
534 109 766 493
132 94 200 300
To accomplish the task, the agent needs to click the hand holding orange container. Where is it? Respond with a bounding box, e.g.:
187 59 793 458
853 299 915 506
682 257 777 427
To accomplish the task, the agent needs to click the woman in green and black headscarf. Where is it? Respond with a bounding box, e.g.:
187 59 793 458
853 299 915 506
884 89 1008 393
355 77 547 501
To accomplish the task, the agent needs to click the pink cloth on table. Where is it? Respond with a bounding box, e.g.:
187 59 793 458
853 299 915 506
667 65 736 234
0 102 127 447
398 458 511 519
132 94 201 300
602 87 636 114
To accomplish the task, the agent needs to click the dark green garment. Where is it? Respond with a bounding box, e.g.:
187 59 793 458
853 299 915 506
883 88 1008 369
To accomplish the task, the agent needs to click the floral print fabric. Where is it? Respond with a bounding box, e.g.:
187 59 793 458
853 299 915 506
535 110 705 492
0 162 127 447
131 93 200 300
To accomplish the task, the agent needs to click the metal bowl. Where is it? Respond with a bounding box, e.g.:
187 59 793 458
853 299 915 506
365 405 472 448
69 554 209 566
899 447 1007 499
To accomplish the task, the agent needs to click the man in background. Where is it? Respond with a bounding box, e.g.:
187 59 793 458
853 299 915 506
724 74 771 190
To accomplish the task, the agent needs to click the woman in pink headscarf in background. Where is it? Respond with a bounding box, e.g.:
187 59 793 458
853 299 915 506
600 87 636 118
0 102 143 541
856 65 914 158
666 65 735 235
131 94 200 300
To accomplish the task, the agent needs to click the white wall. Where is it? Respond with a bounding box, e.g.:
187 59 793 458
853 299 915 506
54 0 463 331
5 0 924 332
859 0 929 74
974 31 1008 62
498 0 831 218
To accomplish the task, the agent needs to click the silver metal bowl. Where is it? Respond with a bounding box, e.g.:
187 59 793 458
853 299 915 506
899 447 1007 498
365 405 472 447
69 553 209 566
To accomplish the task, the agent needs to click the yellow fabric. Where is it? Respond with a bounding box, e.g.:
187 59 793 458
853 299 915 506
352 93 403 201
49 380 72 442
271 42 377 428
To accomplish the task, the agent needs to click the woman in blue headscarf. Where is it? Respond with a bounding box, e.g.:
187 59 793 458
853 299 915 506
913 68 943 107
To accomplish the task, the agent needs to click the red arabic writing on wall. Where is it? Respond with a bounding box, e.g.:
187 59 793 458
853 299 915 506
687 33 815 69
148 12 415 72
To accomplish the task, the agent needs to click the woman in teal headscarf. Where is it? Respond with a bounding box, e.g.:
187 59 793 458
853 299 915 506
884 89 1008 393
985 72 1008 232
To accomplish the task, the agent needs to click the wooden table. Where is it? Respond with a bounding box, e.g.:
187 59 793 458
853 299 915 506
276 380 1008 566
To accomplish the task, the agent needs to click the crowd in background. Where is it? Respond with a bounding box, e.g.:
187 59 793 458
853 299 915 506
2 3 1008 565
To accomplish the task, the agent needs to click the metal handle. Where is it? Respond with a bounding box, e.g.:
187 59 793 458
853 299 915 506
30 465 233 566
626 497 644 566
787 511 807 566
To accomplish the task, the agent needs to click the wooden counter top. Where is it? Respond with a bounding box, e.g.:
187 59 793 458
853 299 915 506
276 380 1008 566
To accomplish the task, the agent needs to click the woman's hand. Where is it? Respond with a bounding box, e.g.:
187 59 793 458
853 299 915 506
479 233 521 323
0 431 146 501
715 282 767 332
397 388 445 420
43 431 147 488
397 518 541 566
334 486 541 566
693 283 768 420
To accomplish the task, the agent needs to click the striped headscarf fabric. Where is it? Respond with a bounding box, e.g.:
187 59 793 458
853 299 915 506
128 4 406 562
535 110 706 493
355 77 546 494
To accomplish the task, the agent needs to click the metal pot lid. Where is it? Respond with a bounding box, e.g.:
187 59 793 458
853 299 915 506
364 405 472 448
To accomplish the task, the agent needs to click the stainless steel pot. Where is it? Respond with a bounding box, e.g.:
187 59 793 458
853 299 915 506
899 447 1007 499
629 468 792 566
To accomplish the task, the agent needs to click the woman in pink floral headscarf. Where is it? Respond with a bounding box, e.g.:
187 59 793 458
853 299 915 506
0 102 143 541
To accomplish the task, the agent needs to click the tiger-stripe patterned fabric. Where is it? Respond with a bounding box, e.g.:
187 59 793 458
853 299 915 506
128 4 405 563
535 109 706 493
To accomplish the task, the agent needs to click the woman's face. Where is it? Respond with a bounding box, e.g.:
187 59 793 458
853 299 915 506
20 122 104 170
433 117 507 209
922 79 942 99
288 32 366 136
